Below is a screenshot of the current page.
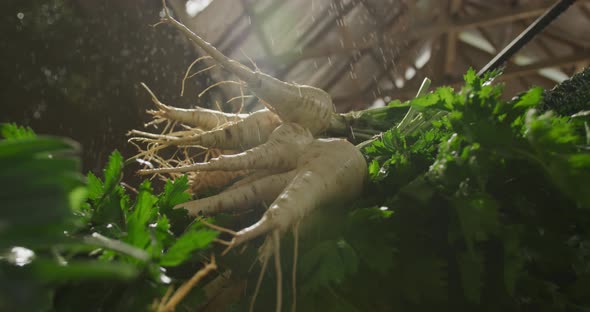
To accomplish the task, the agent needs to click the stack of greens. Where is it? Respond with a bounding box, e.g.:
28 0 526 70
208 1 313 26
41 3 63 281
1 67 589 311
276 68 590 311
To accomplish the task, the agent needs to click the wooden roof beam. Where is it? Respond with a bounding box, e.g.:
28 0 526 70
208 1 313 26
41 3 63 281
278 0 360 78
240 0 273 57
444 0 462 75
355 0 407 92
334 51 590 106
216 0 287 55
253 0 587 65
502 52 590 79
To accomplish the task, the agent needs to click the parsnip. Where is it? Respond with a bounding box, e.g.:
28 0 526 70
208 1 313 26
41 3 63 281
142 82 245 130
154 109 281 150
180 170 297 215
189 170 249 194
158 4 334 134
175 139 367 234
174 138 367 312
138 123 312 175
226 169 284 190
219 139 367 248
130 4 371 312
152 105 245 130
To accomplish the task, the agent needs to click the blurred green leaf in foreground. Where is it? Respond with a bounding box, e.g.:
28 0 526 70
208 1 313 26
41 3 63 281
0 123 216 312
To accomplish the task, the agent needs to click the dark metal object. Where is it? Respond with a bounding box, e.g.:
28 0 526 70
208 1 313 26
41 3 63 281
478 0 577 77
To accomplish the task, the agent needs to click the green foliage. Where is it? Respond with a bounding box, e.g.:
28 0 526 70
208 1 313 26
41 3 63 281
65 151 217 310
1 122 36 139
3 66 590 311
84 151 127 227
259 68 590 312
0 125 216 311
0 124 139 311
357 68 589 311
0 124 85 252
160 224 217 267
299 239 359 293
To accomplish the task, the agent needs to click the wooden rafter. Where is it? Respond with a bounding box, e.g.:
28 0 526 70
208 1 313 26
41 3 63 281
273 0 360 80
502 52 590 78
247 0 587 66
173 0 589 111
334 42 589 106
217 0 287 57
444 0 463 76
331 40 422 108
459 41 559 85
240 0 273 57
321 0 405 93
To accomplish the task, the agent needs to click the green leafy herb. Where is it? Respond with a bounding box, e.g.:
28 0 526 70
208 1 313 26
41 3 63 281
299 239 359 293
0 126 216 311
0 123 36 140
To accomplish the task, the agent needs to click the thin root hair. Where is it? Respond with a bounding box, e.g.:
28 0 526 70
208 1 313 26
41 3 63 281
181 56 214 96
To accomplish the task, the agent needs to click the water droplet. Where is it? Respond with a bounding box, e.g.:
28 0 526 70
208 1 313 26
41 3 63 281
17 12 24 20
9 247 35 266
160 273 172 284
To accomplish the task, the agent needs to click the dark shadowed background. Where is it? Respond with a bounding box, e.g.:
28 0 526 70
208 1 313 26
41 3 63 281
1 0 213 181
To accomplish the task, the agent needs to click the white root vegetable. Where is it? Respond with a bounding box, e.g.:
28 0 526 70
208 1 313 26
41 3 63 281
175 139 366 230
151 104 245 130
129 3 371 312
226 169 284 190
174 139 367 312
138 123 312 175
158 4 335 134
189 169 249 194
145 108 281 150
213 139 367 249
180 169 297 215
142 82 245 130
183 109 280 150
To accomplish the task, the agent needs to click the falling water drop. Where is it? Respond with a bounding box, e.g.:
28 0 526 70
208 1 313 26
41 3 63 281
9 247 35 266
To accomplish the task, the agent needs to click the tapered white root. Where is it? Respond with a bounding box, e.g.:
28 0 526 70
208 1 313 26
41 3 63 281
210 140 366 312
227 169 284 190
190 169 249 194
199 218 237 236
151 109 280 150
130 109 280 162
273 230 283 312
180 55 213 96
142 82 244 130
158 2 335 134
153 104 245 130
143 6 371 312
222 139 367 251
139 123 313 175
177 169 297 216
249 237 272 312
245 230 284 312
